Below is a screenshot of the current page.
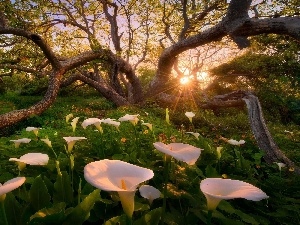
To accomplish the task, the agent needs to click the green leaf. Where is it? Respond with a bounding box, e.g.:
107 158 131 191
3 193 22 225
104 214 128 225
29 202 66 225
205 165 219 178
134 207 162 225
53 171 73 205
63 189 100 225
30 175 51 211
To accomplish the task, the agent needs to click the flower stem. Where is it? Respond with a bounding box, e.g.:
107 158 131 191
161 155 171 225
0 201 8 225
207 210 213 225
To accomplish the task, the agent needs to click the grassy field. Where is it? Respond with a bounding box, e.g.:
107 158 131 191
0 93 299 225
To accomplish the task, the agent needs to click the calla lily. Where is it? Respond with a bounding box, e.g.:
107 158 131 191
84 159 154 218
10 138 31 148
200 178 268 210
71 117 80 132
41 138 52 148
142 122 153 131
227 139 245 146
26 127 40 136
185 112 195 123
275 162 286 171
63 137 87 153
139 185 161 204
0 177 26 202
65 113 74 123
82 118 103 133
153 142 202 165
9 153 49 171
186 132 200 140
166 108 170 125
216 147 223 160
118 114 139 126
102 118 120 130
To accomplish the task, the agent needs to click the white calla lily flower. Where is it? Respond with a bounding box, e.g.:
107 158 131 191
185 112 195 123
200 178 268 210
118 114 139 126
102 118 120 130
26 127 40 136
139 185 161 204
9 153 49 171
275 162 286 171
84 159 154 218
82 118 103 133
186 132 200 140
216 147 223 160
10 138 31 148
142 122 153 131
227 139 245 146
41 138 52 148
0 177 26 202
153 142 202 165
63 137 87 153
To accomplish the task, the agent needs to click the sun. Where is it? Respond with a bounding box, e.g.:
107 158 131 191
180 76 190 85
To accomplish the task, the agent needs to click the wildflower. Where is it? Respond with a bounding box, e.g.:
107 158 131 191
200 178 268 210
139 185 161 204
63 137 87 153
102 118 120 130
41 138 52 148
84 159 154 218
153 142 202 165
118 114 139 126
186 132 200 140
185 112 195 123
142 122 153 131
9 153 49 171
82 118 103 133
227 139 245 146
71 117 80 132
10 138 31 148
65 113 74 123
121 137 127 143
0 177 26 202
26 127 40 136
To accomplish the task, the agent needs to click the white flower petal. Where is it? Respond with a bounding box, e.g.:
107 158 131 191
63 137 87 143
139 185 161 201
10 138 31 144
185 112 195 118
0 177 26 196
81 118 102 129
84 159 154 192
153 142 202 165
9 153 49 165
200 178 268 210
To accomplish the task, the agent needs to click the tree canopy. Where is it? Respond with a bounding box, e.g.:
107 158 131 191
0 0 300 128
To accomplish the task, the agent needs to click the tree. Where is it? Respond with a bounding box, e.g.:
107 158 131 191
1 0 300 171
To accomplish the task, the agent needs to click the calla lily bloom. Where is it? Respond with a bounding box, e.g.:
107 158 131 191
26 127 40 136
10 138 31 148
102 118 120 130
185 112 195 123
200 178 268 210
118 114 139 126
63 137 87 153
0 177 26 202
275 162 286 171
166 108 170 125
186 132 200 140
66 113 74 123
139 185 161 204
153 142 202 165
84 159 154 218
82 118 103 133
142 122 153 131
227 139 245 146
71 117 80 132
216 147 223 160
41 138 52 148
9 153 49 171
